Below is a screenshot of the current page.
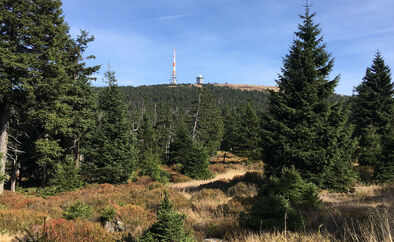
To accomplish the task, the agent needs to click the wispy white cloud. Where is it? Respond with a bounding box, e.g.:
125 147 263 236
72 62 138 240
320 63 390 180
129 13 195 24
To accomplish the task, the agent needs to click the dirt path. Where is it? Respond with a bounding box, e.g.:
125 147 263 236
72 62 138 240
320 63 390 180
168 169 247 190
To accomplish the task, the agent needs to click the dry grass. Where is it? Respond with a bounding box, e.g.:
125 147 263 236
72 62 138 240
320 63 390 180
168 169 247 190
228 231 332 242
210 151 248 164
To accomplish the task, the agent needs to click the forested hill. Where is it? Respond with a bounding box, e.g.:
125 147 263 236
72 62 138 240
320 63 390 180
118 84 271 113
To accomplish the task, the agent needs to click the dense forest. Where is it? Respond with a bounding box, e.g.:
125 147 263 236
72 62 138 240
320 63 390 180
0 0 393 241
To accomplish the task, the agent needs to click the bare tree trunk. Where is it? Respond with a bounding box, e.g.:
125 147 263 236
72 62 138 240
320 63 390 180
10 151 17 192
0 105 9 194
192 93 201 140
74 138 80 168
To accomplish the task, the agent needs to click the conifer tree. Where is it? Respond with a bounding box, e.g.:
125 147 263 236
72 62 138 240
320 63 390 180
137 113 168 182
352 52 393 165
235 103 261 160
140 191 194 242
220 105 239 152
261 5 355 189
22 0 74 187
169 119 212 179
375 127 394 182
0 0 33 193
187 88 224 155
82 70 137 184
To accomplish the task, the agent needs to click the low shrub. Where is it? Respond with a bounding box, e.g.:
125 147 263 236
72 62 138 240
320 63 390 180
44 219 113 242
0 209 47 234
241 167 322 231
139 192 194 241
62 202 93 220
100 206 117 221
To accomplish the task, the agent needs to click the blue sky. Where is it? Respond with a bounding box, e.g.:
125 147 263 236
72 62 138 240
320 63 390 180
62 0 394 95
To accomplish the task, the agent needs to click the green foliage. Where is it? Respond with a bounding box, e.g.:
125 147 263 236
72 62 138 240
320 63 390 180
138 113 169 183
182 144 213 180
374 128 394 182
187 88 224 155
100 206 117 222
169 119 213 179
353 52 393 138
0 204 8 210
352 52 393 169
234 102 261 160
82 70 137 184
49 157 83 193
261 6 355 190
62 202 93 220
242 168 322 231
139 192 194 242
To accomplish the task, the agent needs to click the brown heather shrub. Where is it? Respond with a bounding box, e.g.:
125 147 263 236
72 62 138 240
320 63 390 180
0 191 46 209
116 204 156 237
0 209 47 234
41 218 113 242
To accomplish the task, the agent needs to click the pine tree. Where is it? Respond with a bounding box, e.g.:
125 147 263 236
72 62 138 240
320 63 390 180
169 119 212 179
235 103 261 160
187 88 224 155
261 5 355 189
220 105 239 152
140 191 194 242
0 0 33 193
21 0 74 187
375 127 394 182
82 70 137 184
352 52 393 165
137 113 168 183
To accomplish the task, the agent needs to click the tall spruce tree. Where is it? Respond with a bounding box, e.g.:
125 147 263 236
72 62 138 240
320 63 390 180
261 5 355 189
82 70 137 184
375 126 394 182
0 0 33 193
169 118 212 179
220 105 239 152
20 0 73 187
352 52 393 166
137 113 168 182
187 88 224 155
235 103 261 160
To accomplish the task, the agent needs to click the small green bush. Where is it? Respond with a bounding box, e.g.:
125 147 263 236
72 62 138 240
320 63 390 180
139 192 194 241
242 167 322 231
0 204 8 210
100 206 117 221
62 202 93 220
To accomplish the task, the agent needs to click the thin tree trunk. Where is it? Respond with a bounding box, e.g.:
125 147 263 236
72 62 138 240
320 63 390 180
0 105 10 194
192 93 201 140
10 151 17 192
74 138 80 168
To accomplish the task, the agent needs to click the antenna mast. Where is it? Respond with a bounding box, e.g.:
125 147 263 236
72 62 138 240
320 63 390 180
170 49 177 84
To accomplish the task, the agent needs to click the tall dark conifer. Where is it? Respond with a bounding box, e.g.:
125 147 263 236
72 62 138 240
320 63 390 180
352 52 393 166
187 88 223 155
0 0 33 193
261 5 355 189
82 70 137 184
235 103 261 160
